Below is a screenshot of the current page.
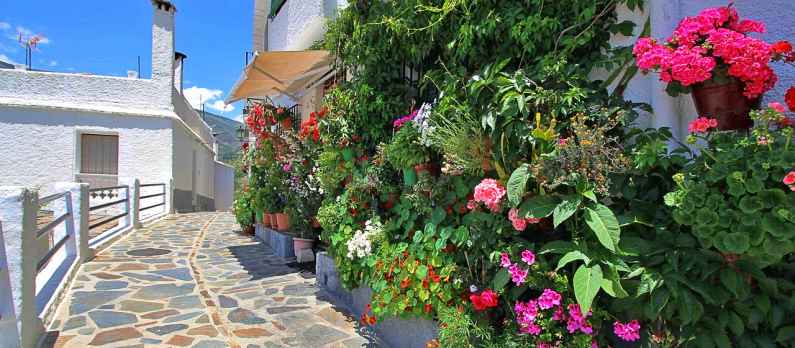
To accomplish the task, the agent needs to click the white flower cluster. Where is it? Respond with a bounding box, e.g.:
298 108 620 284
346 218 382 260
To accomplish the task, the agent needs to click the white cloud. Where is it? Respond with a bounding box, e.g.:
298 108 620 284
0 54 16 64
208 100 235 113
48 60 57 67
183 86 234 113
0 22 10 30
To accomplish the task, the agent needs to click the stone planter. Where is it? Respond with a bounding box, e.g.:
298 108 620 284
293 237 314 260
255 225 295 258
316 252 438 348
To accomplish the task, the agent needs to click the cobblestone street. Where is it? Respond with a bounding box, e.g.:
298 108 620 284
44 212 376 348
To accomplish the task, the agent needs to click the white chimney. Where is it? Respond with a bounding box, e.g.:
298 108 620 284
127 70 139 79
151 0 176 104
174 51 186 94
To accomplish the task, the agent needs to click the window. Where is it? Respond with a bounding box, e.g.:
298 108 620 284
270 0 287 18
80 134 118 175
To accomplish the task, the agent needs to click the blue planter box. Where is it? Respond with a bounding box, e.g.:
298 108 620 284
255 224 294 258
316 251 438 348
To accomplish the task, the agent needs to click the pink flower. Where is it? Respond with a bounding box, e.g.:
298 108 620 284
508 264 528 285
688 117 718 134
614 320 642 342
509 208 528 231
731 19 766 34
783 171 795 185
537 289 562 309
515 300 540 335
566 304 593 335
526 217 541 224
500 252 512 268
521 250 536 266
552 305 566 321
769 102 786 114
282 163 292 172
466 199 476 211
537 343 552 348
473 178 506 212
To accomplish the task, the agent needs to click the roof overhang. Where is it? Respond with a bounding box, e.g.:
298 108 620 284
225 50 333 103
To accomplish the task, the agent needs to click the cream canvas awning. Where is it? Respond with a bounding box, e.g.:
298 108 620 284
226 50 334 103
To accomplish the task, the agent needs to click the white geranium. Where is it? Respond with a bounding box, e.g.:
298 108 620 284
346 218 383 260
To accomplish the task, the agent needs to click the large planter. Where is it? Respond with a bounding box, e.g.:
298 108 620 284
402 168 417 187
275 213 291 231
692 78 759 131
293 237 314 257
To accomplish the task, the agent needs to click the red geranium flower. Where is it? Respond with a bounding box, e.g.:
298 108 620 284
786 87 795 112
469 289 499 311
772 41 793 54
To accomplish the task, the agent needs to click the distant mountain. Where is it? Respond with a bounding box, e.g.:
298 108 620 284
198 109 243 164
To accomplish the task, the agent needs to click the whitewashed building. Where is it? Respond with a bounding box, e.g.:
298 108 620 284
0 0 234 212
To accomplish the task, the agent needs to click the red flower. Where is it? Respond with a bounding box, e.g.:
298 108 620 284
772 41 793 54
424 303 433 313
784 171 795 185
469 289 499 311
786 87 795 112
400 277 411 289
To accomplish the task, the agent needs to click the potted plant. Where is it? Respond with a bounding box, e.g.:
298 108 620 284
385 123 430 186
633 6 793 130
233 192 255 235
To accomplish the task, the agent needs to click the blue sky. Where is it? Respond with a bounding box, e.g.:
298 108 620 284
0 0 252 120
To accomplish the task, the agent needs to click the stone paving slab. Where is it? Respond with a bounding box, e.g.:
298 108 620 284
43 212 380 348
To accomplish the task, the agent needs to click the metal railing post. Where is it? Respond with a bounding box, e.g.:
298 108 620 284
0 187 44 348
131 179 141 229
0 222 22 348
54 183 90 263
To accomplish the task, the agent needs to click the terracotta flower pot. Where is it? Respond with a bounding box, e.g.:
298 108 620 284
275 213 291 231
692 78 759 131
293 237 314 257
262 212 271 227
267 213 277 228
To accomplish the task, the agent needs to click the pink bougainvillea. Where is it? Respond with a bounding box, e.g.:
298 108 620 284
473 178 506 212
614 320 642 342
634 6 780 98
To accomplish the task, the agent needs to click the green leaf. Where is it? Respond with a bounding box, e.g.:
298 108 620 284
601 265 628 298
492 268 510 291
727 311 744 336
518 195 560 219
553 196 581 227
416 265 428 279
507 164 530 206
431 208 447 225
584 204 621 252
720 268 741 298
777 326 795 343
556 250 589 271
539 240 576 255
573 264 602 314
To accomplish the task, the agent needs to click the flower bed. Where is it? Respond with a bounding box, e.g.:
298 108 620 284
234 3 795 347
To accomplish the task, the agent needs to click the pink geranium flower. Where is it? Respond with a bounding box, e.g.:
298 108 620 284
770 102 786 114
500 252 512 268
508 263 528 285
688 117 718 134
473 178 506 212
614 320 642 342
521 250 536 266
537 289 562 309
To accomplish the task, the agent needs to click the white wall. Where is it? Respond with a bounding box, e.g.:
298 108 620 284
268 0 347 51
618 0 795 141
214 161 235 211
171 119 216 212
0 106 172 194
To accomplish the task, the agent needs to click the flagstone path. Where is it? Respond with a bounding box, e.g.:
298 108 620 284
43 212 378 348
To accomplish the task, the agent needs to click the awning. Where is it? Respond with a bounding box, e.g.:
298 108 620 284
225 50 334 103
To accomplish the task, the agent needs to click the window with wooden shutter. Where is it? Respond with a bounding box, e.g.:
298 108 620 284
80 134 119 175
